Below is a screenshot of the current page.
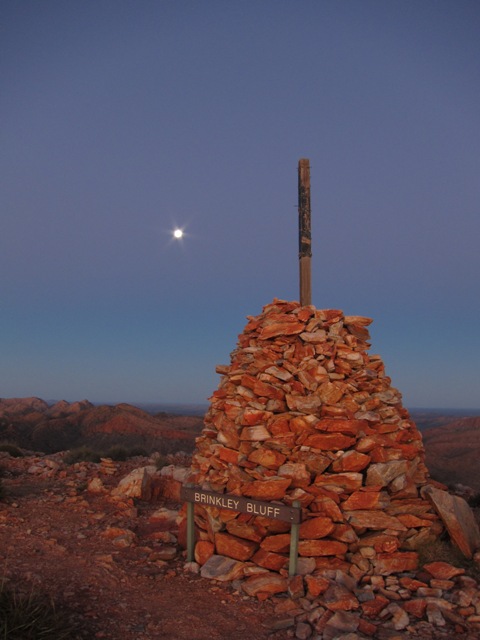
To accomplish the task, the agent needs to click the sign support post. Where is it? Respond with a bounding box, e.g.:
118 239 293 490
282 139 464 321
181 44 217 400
185 483 195 562
288 500 301 576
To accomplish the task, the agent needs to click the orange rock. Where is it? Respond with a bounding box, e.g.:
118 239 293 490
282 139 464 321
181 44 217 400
376 423 399 434
297 307 314 321
396 513 433 528
315 418 368 435
314 473 363 492
259 320 305 340
357 618 378 636
331 450 371 472
268 416 291 434
285 394 322 413
344 315 372 326
239 373 258 390
218 446 240 464
314 557 351 572
254 379 285 400
266 434 296 451
304 433 355 450
355 436 377 453
240 407 273 426
323 583 359 611
373 551 418 575
242 572 288 598
342 490 388 510
260 533 291 553
402 599 427 618
225 519 264 542
194 540 214 565
242 477 292 500
252 548 288 571
288 574 304 599
278 462 311 488
293 450 331 474
299 516 335 539
318 381 345 404
396 443 422 460
345 510 407 531
305 574 330 597
357 533 399 553
223 401 242 420
247 448 286 469
239 425 271 441
214 532 258 561
309 496 344 521
289 416 311 432
369 447 390 463
330 523 358 543
298 539 347 556
361 595 389 618
399 576 428 591
422 561 465 580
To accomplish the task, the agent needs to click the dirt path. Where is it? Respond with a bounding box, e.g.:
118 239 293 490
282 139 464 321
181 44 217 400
0 464 290 640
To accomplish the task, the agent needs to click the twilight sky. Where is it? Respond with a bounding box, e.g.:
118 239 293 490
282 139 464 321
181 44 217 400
1 1 479 409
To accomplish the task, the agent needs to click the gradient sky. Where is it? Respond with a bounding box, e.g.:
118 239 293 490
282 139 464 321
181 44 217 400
1 1 479 409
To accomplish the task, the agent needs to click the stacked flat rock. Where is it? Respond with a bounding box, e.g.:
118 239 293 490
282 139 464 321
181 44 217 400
187 299 443 578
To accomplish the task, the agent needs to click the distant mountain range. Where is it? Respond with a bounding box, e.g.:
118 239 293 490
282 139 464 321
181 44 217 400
0 397 203 455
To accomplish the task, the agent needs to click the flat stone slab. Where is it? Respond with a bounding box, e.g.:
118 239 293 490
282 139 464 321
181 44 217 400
421 485 480 558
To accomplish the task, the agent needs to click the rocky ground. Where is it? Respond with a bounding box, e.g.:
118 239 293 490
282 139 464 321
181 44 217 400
1 451 480 640
0 452 288 640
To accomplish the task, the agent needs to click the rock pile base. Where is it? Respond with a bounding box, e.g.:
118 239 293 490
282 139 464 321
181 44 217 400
186 299 445 580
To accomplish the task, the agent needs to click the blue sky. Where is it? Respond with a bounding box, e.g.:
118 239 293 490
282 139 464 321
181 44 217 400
1 1 479 409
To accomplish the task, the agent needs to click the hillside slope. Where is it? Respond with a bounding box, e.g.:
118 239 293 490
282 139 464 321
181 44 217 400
423 417 480 490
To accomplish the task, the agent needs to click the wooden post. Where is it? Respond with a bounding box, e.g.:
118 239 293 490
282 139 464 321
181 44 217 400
185 484 195 562
298 158 312 306
288 500 301 576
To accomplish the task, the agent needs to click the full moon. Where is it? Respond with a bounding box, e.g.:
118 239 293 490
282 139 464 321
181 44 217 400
173 228 183 239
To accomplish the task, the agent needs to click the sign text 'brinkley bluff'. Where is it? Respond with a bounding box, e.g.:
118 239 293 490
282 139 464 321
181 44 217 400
181 486 301 523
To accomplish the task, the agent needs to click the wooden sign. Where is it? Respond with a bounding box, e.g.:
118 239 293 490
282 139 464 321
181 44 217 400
181 485 301 524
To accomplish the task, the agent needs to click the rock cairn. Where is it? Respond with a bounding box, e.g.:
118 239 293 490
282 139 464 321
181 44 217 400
187 299 444 579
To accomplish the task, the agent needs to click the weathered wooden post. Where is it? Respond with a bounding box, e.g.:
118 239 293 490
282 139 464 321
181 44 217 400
298 158 312 306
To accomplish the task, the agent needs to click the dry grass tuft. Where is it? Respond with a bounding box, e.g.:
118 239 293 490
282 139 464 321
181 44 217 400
0 578 76 639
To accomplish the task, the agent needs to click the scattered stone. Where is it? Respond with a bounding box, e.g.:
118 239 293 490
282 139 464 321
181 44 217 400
241 572 288 598
111 466 156 500
199 555 245 582
423 561 465 580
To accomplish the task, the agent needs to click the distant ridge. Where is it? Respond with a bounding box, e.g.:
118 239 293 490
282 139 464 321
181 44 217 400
135 402 208 416
0 396 203 454
44 400 209 417
409 408 480 431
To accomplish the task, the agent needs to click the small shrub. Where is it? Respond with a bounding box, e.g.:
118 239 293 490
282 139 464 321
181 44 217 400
417 537 469 571
128 446 148 458
468 493 480 508
0 579 75 639
64 446 101 465
0 443 24 458
104 445 128 462
154 454 169 471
